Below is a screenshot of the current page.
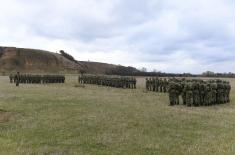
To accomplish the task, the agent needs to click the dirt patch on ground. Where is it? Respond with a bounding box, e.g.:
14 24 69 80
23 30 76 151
0 110 12 123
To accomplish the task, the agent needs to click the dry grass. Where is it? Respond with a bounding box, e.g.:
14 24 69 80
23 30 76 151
0 76 235 154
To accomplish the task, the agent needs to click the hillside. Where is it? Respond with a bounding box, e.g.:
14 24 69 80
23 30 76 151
0 46 139 74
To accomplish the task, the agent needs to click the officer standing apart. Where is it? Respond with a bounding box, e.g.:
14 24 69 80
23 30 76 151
15 72 20 86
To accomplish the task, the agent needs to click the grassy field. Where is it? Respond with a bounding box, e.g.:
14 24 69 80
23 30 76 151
0 76 235 155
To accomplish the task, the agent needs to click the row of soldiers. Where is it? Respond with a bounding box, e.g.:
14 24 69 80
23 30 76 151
9 74 65 84
79 75 137 89
168 78 231 106
146 78 169 93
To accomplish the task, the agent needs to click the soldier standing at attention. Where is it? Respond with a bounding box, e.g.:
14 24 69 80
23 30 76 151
175 82 181 105
15 72 20 86
168 82 176 106
181 81 187 105
9 74 13 83
159 79 163 92
186 83 193 107
158 79 161 92
217 81 223 104
155 77 159 92
199 82 206 106
222 81 227 104
163 79 168 93
205 83 212 106
152 78 156 91
149 78 153 91
227 82 231 103
192 82 200 106
146 78 149 91
134 77 137 89
211 82 218 105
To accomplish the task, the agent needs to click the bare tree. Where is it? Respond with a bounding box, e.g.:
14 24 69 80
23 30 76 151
140 67 147 72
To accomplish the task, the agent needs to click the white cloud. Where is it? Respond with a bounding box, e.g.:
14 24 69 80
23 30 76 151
0 0 235 73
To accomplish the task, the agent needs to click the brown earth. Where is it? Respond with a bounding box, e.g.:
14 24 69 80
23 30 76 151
0 46 139 74
0 111 12 123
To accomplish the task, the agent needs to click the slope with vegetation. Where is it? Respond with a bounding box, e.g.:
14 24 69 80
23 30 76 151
0 46 139 74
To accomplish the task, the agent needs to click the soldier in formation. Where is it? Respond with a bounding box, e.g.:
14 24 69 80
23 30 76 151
146 77 169 93
79 75 136 89
10 74 65 84
14 72 20 86
167 78 231 106
9 74 14 83
168 80 181 105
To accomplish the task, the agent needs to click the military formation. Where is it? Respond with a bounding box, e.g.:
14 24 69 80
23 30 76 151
146 77 169 93
79 75 136 89
167 78 231 106
8 73 232 107
9 73 65 85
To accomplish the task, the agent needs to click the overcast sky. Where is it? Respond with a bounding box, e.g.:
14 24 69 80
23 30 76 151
1 0 235 73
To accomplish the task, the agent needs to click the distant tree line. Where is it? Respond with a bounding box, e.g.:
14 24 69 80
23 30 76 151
106 66 139 76
106 67 235 78
130 72 196 77
201 71 235 78
105 66 196 77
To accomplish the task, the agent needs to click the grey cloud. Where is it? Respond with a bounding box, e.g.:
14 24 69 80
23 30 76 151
1 0 235 73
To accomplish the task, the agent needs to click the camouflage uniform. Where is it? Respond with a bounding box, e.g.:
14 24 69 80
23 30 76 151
181 81 187 105
146 78 150 91
211 83 217 105
192 82 200 106
205 84 212 106
199 83 206 106
163 79 168 93
168 82 177 106
186 83 194 106
14 72 20 86
9 74 13 83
